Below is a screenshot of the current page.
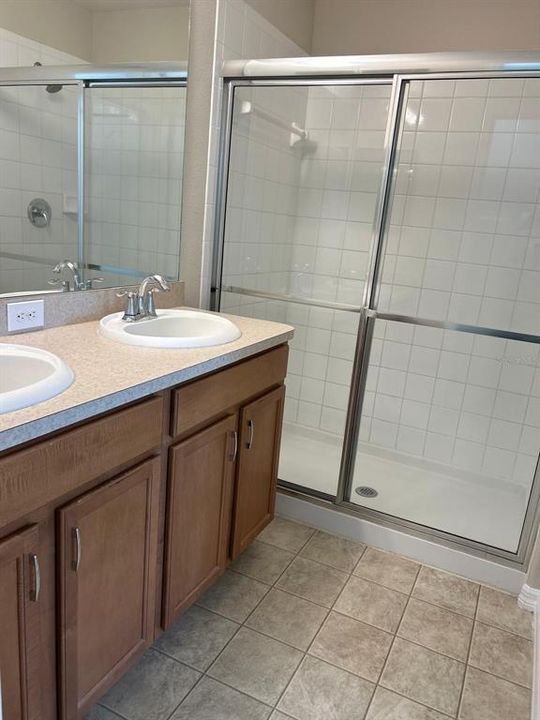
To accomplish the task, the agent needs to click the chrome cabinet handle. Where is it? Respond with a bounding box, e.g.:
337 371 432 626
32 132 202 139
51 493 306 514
229 430 238 462
72 527 81 572
247 419 254 450
29 554 41 602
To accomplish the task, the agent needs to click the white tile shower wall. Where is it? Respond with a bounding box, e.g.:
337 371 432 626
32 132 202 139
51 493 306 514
200 0 307 308
85 86 186 285
367 77 540 492
283 84 391 435
0 28 84 294
220 84 308 322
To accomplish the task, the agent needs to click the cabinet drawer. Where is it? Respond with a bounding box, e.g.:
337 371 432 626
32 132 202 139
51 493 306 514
0 396 163 527
171 345 288 438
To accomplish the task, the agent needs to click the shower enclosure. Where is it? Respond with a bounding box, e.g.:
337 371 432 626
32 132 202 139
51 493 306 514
0 63 186 295
213 54 540 566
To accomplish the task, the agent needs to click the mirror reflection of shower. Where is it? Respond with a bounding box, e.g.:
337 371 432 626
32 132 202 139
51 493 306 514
33 62 63 93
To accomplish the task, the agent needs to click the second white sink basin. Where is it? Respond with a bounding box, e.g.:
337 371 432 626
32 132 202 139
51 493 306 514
0 344 74 413
100 309 242 348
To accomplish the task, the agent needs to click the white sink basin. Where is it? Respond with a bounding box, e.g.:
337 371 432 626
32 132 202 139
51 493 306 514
100 309 242 348
0 345 74 413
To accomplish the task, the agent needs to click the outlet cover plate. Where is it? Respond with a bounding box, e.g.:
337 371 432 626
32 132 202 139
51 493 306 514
7 299 45 332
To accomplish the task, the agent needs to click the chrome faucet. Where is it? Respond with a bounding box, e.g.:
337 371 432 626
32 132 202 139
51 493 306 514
48 259 104 291
49 259 83 291
117 274 170 322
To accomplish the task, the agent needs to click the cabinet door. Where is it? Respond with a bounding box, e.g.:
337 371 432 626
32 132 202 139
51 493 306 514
231 386 285 559
162 414 237 628
0 525 42 720
58 458 160 720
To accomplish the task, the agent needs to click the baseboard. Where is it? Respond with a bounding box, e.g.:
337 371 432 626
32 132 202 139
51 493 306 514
276 491 526 593
519 584 540 613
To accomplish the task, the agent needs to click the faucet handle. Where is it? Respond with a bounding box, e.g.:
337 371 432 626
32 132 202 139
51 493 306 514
116 290 139 321
48 277 70 291
86 276 104 289
146 287 161 317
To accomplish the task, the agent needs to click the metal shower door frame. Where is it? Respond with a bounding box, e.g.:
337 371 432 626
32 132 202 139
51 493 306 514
213 67 540 568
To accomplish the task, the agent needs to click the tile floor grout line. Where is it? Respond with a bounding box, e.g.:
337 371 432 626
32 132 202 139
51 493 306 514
96 703 130 720
163 671 206 720
456 582 482 719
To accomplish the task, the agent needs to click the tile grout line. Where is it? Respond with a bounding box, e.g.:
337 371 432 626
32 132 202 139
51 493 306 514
189 523 318 714
456 582 481 719
361 564 422 719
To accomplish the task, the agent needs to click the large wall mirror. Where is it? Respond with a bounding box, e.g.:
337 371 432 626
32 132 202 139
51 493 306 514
0 0 189 296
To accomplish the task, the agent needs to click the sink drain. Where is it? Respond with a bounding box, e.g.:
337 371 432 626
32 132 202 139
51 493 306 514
355 486 378 498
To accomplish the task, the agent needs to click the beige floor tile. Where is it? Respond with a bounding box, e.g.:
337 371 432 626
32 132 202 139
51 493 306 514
207 627 302 705
398 597 473 661
197 570 268 622
469 621 533 688
270 713 293 720
309 611 392 682
276 556 348 607
459 667 531 720
258 517 315 552
334 575 408 632
171 676 272 720
100 649 200 720
154 605 238 671
278 655 375 720
380 638 465 716
245 588 327 650
477 586 533 639
366 687 450 720
354 547 420 594
413 566 479 617
300 530 365 572
231 541 294 584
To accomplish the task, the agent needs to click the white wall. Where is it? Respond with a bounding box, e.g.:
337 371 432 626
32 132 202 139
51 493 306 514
0 1 92 61
312 0 540 55
244 0 314 53
91 5 190 63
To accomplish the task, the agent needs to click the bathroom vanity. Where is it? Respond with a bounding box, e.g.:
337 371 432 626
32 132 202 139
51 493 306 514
0 317 291 720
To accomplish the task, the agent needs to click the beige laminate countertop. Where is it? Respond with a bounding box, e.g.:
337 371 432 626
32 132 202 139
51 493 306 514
0 309 294 453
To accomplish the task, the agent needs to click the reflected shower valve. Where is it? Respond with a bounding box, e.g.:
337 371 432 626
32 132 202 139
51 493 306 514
27 198 52 228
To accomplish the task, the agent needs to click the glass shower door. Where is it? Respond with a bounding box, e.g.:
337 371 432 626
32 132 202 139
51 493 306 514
346 77 540 554
219 82 393 497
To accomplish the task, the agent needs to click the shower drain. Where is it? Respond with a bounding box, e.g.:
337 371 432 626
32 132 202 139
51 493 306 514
355 486 378 498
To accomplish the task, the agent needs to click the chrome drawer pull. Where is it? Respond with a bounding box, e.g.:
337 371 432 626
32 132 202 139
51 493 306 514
72 527 81 572
30 554 41 602
247 419 254 449
230 430 238 462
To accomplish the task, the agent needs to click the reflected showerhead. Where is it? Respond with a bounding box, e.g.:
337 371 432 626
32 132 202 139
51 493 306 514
33 62 63 94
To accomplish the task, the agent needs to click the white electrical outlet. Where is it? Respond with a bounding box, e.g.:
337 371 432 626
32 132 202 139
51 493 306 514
6 299 45 332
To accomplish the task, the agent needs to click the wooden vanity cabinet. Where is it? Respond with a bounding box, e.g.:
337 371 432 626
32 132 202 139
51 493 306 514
162 415 237 626
231 385 285 559
162 345 288 628
58 458 160 720
0 525 42 720
0 343 289 720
